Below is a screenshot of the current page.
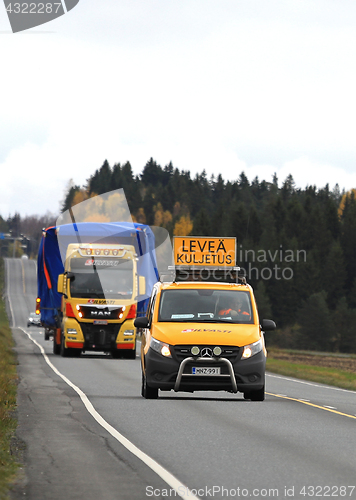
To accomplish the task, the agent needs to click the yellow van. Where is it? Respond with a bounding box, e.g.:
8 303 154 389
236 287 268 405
135 271 276 400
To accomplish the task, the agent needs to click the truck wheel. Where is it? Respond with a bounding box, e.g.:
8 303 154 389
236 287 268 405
44 328 50 341
123 347 136 359
53 337 61 355
142 372 158 399
60 335 70 357
111 349 122 359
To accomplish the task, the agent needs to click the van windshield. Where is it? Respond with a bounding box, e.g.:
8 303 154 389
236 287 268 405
158 289 253 324
69 258 133 299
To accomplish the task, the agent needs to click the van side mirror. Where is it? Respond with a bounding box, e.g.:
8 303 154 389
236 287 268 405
261 319 276 331
134 316 149 328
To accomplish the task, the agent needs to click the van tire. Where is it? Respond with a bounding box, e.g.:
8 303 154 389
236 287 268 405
247 386 265 401
142 372 158 399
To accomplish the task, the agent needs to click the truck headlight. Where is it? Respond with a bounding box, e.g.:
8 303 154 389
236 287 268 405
150 337 172 358
123 329 134 336
67 328 77 335
242 339 262 359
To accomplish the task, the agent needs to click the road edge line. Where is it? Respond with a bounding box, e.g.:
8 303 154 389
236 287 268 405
20 328 198 500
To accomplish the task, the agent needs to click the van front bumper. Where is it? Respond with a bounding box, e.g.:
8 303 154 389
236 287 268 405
144 348 266 393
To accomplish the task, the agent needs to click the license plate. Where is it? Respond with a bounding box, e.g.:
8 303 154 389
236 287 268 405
192 367 221 375
93 320 108 325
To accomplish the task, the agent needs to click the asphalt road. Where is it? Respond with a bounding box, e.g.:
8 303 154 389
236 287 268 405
5 257 356 500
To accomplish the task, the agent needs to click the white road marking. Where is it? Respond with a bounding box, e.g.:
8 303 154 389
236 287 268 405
20 328 198 500
267 373 356 394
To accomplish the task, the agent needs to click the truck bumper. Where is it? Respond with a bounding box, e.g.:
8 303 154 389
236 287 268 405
63 318 136 352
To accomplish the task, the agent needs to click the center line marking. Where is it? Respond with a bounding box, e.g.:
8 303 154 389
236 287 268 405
267 392 356 420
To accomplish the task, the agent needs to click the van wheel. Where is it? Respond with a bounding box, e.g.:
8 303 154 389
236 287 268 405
247 386 265 401
142 372 158 399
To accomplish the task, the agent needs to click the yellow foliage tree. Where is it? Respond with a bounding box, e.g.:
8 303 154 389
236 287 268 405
163 210 172 227
69 191 132 223
173 215 193 236
154 203 164 227
338 188 356 218
153 203 173 228
135 208 146 224
72 189 89 207
83 214 110 223
105 192 131 222
74 195 104 222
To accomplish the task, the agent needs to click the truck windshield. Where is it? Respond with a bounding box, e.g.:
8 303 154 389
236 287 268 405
158 289 254 324
69 258 134 299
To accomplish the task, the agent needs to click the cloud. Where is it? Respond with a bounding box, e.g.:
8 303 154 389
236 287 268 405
1 0 356 217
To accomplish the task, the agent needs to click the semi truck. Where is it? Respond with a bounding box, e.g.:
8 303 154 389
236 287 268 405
37 222 159 358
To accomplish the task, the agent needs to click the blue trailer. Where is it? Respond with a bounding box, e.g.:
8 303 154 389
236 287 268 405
37 222 159 357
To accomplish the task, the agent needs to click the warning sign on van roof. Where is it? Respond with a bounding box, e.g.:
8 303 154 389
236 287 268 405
173 237 236 267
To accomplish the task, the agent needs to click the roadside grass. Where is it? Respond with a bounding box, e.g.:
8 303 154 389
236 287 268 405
267 353 356 392
0 258 19 499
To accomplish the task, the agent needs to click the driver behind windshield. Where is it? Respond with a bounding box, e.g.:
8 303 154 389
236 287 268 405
218 295 250 319
159 290 252 322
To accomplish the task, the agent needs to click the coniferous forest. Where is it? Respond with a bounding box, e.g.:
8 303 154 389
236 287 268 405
2 158 356 353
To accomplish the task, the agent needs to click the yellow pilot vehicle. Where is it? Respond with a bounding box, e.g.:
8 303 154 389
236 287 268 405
135 236 276 400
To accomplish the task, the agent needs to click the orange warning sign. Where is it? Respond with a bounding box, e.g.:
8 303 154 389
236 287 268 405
173 237 236 267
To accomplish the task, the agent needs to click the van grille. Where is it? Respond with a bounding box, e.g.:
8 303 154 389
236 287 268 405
173 345 241 363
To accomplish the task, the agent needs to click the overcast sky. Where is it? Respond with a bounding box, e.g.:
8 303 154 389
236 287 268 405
1 0 356 218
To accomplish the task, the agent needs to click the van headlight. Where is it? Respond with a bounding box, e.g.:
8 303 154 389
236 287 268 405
150 337 172 358
242 339 262 359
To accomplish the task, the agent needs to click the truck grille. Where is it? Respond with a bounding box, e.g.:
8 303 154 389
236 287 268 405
79 305 124 320
80 323 120 349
